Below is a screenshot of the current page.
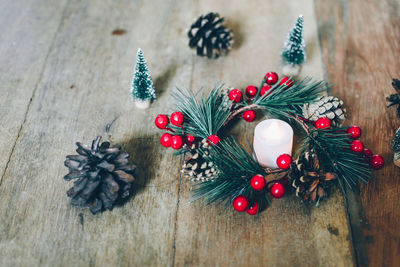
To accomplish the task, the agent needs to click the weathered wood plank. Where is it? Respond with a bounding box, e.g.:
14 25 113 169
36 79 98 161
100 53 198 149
0 0 68 180
315 1 400 266
173 1 355 266
0 0 196 266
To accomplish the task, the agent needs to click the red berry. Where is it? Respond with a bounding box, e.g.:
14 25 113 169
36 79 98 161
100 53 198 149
250 174 266 190
370 154 384 170
208 135 220 145
315 117 331 129
264 72 279 85
246 202 259 215
363 148 373 157
170 112 184 126
347 126 362 139
160 133 172 147
350 140 364 153
260 85 273 96
170 135 183 150
246 85 258 98
232 195 249 212
186 135 195 143
155 114 169 129
276 154 292 169
242 110 256 122
279 77 293 88
270 183 285 198
228 89 243 103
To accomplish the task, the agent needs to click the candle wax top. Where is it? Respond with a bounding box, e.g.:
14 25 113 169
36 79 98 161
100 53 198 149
254 119 293 146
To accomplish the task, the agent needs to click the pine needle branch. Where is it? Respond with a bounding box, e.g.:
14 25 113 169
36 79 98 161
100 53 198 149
301 128 371 194
191 137 271 210
171 83 232 139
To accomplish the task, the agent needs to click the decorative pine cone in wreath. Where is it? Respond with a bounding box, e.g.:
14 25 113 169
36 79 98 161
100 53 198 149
302 95 346 126
64 136 136 214
289 149 336 203
188 12 233 59
181 139 218 181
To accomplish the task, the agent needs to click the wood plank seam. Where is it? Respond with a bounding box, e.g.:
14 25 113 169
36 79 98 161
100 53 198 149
0 0 71 188
170 156 184 267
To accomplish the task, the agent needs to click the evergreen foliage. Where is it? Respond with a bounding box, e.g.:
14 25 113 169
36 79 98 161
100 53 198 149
281 15 306 66
130 48 156 104
171 84 232 139
392 126 400 152
301 128 371 194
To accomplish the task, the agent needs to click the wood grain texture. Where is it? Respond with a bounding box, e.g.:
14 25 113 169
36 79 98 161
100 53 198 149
0 0 68 181
315 0 400 266
0 0 195 266
0 0 358 266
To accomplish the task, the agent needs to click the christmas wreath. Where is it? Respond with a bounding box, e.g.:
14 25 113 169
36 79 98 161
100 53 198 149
154 72 384 215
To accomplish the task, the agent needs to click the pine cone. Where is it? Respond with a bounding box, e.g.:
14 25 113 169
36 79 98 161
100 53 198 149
289 150 336 203
218 87 239 112
302 95 346 126
64 136 136 214
188 12 233 59
182 139 218 181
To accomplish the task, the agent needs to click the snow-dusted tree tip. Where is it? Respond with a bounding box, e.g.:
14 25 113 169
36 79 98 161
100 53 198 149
281 15 306 76
130 48 156 109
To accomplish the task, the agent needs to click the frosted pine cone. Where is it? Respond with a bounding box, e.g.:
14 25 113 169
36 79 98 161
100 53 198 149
302 95 346 126
182 139 218 181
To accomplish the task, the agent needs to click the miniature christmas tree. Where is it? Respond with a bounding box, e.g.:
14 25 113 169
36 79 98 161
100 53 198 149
281 15 306 77
130 48 156 109
392 126 400 167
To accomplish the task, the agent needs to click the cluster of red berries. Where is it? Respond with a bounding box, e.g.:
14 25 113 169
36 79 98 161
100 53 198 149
155 112 221 150
313 119 384 170
228 72 294 123
232 154 292 215
155 112 186 150
346 125 384 169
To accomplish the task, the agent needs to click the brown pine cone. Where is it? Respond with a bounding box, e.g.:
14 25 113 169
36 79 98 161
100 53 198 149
64 136 136 214
289 149 336 203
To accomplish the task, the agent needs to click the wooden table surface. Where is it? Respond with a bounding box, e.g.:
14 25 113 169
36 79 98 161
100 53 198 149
0 0 398 266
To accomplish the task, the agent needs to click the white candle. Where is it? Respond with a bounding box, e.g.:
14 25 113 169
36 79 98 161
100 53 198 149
253 119 293 168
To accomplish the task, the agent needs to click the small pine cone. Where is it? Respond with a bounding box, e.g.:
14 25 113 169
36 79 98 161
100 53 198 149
182 139 219 182
289 150 336 203
188 12 233 59
302 95 346 126
219 87 239 112
63 136 136 214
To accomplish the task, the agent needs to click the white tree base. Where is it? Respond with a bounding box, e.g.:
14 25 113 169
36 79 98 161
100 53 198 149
134 100 150 109
282 64 301 77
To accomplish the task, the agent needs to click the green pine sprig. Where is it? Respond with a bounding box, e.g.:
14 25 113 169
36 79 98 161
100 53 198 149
191 138 273 211
252 77 329 120
171 83 232 139
301 128 371 194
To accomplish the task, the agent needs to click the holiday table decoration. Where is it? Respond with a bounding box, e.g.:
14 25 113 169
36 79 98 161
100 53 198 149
155 72 384 215
130 48 156 109
63 136 136 214
387 78 400 167
188 12 233 59
281 15 306 77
